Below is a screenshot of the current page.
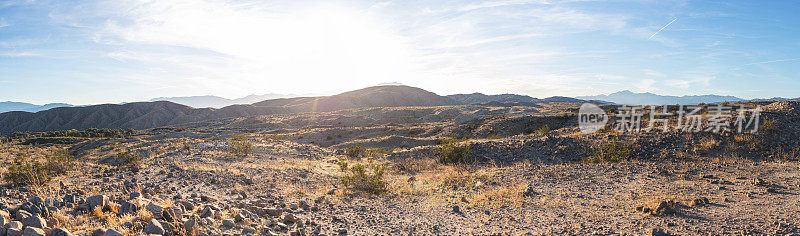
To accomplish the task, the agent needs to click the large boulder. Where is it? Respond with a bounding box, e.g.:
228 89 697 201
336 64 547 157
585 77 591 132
144 219 164 235
21 216 47 229
119 202 138 215
86 195 108 210
22 227 45 236
6 228 23 236
103 229 124 236
51 228 73 236
145 202 163 217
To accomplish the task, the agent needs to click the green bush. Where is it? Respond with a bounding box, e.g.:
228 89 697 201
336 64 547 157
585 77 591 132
45 149 76 175
762 119 776 132
535 124 550 135
5 153 52 186
338 161 388 194
117 151 143 168
437 138 471 164
584 138 631 163
228 134 253 157
345 146 366 158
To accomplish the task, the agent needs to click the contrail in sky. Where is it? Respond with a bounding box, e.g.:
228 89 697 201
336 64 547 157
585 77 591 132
649 18 677 40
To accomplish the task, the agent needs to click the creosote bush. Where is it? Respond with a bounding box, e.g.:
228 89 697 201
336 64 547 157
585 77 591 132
228 134 253 157
345 146 366 158
338 160 388 194
117 151 143 169
584 138 631 163
437 138 471 164
45 149 77 175
5 150 76 187
344 146 392 158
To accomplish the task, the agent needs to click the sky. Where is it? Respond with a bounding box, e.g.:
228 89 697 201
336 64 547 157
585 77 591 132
0 0 799 105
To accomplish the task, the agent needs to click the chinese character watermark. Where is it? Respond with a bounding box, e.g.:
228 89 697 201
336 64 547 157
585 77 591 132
578 103 762 134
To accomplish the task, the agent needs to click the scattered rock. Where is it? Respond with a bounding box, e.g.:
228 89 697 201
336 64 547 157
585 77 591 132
650 227 667 236
654 200 677 215
242 226 256 235
692 197 710 206
145 202 164 217
86 195 108 210
21 216 47 229
222 219 235 228
264 208 282 217
522 186 538 197
102 229 124 236
22 227 45 236
144 219 165 235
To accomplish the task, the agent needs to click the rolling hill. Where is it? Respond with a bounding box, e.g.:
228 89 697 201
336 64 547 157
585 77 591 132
0 85 459 134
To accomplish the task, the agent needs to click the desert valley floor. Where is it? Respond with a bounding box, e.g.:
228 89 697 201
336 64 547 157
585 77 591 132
1 100 800 235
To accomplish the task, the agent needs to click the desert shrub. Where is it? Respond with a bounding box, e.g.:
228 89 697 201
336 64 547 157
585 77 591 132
584 138 631 163
5 153 52 186
228 134 253 157
338 160 388 194
535 124 550 135
0 136 11 143
117 151 143 169
345 146 366 158
761 119 776 132
365 148 392 157
32 128 134 138
45 149 77 175
437 138 471 164
344 146 391 158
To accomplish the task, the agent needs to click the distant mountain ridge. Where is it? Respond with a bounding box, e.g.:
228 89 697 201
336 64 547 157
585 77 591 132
0 101 73 113
577 90 746 105
446 93 597 104
149 93 295 108
0 85 459 134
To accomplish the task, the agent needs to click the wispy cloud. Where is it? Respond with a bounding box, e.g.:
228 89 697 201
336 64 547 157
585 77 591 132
0 51 41 57
0 18 9 28
648 18 677 40
744 58 800 66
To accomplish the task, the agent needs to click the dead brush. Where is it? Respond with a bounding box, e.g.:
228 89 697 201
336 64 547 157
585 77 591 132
469 182 526 209
391 157 438 174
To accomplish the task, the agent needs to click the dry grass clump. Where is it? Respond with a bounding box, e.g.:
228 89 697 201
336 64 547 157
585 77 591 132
470 182 526 209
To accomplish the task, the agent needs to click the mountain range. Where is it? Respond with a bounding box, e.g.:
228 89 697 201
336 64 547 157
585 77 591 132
0 101 74 114
577 90 747 105
149 94 295 108
0 85 462 134
2 86 798 135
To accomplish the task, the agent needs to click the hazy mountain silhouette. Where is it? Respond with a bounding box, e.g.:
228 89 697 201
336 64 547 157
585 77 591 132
0 101 73 113
149 94 294 108
577 90 745 105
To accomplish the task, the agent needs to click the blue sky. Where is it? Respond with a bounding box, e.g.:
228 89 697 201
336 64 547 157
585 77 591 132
0 0 799 105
